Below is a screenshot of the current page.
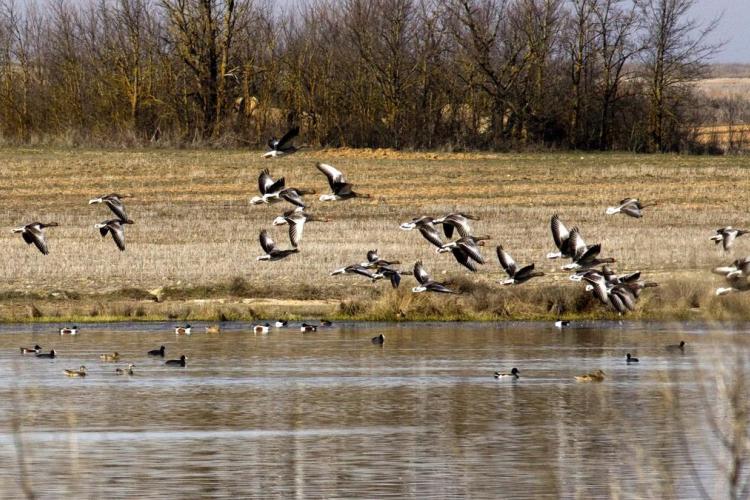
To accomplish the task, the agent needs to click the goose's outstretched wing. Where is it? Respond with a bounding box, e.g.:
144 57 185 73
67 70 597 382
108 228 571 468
26 226 49 255
451 247 478 272
280 189 307 208
109 222 126 251
551 214 569 252
259 230 276 254
418 224 444 248
496 245 517 277
287 214 305 247
413 261 430 284
316 163 346 191
276 127 299 150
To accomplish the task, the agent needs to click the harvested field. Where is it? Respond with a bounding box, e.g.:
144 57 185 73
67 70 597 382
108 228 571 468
1 148 749 321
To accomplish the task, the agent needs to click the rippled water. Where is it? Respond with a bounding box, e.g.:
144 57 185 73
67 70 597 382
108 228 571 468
0 321 747 498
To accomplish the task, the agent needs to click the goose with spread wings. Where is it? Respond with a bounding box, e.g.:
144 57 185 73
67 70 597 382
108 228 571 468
582 271 637 314
400 216 445 249
433 213 479 239
360 249 401 269
316 163 370 201
89 193 130 220
605 198 654 218
272 208 329 247
560 228 615 270
250 169 315 208
711 227 749 252
95 219 134 251
256 230 299 261
547 214 578 259
496 246 544 285
12 222 58 255
412 261 458 294
263 126 300 158
437 236 490 272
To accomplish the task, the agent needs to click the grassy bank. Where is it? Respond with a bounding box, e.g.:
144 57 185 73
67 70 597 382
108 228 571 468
0 148 749 322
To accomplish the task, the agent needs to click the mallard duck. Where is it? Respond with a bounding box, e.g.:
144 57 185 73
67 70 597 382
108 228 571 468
89 193 130 220
165 355 187 367
148 345 165 357
371 334 385 345
100 352 120 362
626 353 639 363
36 349 56 359
175 324 191 335
12 222 59 254
494 367 520 380
205 325 221 334
20 344 42 354
115 364 135 375
666 341 686 353
254 323 270 334
263 126 300 158
575 369 605 382
64 366 87 377
316 162 371 201
275 320 288 328
300 323 318 333
59 326 78 335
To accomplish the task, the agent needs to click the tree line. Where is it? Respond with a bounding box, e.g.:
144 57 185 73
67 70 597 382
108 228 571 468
0 0 726 151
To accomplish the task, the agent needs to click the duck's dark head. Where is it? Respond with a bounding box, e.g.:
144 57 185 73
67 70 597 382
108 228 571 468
180 355 187 361
50 349 56 357
185 324 191 328
34 344 42 350
679 341 685 348
160 345 165 352
511 367 519 376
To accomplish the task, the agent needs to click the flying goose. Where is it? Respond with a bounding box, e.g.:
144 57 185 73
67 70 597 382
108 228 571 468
257 229 299 261
12 222 58 255
272 208 329 247
263 126 300 158
496 245 544 285
361 249 401 269
561 232 615 271
494 367 520 380
64 366 87 377
711 227 749 252
433 213 480 239
373 266 403 289
95 219 134 251
714 265 750 296
89 193 130 220
582 271 636 314
330 264 380 280
20 344 42 354
605 198 654 218
316 163 370 201
400 216 445 248
547 214 579 259
412 261 459 294
250 169 315 208
115 364 135 375
165 355 187 367
713 256 750 278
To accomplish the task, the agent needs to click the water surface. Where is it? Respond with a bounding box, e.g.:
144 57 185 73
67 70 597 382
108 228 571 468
0 321 746 498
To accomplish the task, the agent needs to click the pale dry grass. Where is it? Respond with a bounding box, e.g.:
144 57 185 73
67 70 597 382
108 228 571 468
0 148 749 319
695 77 750 99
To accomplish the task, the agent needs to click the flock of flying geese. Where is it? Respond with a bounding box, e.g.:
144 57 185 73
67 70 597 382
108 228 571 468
9 127 748 379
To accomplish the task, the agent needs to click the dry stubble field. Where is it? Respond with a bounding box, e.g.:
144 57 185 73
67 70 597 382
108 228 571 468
0 148 749 321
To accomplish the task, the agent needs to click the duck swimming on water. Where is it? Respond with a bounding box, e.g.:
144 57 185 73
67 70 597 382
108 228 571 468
494 367 520 380
165 355 187 367
148 345 166 357
20 345 42 354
